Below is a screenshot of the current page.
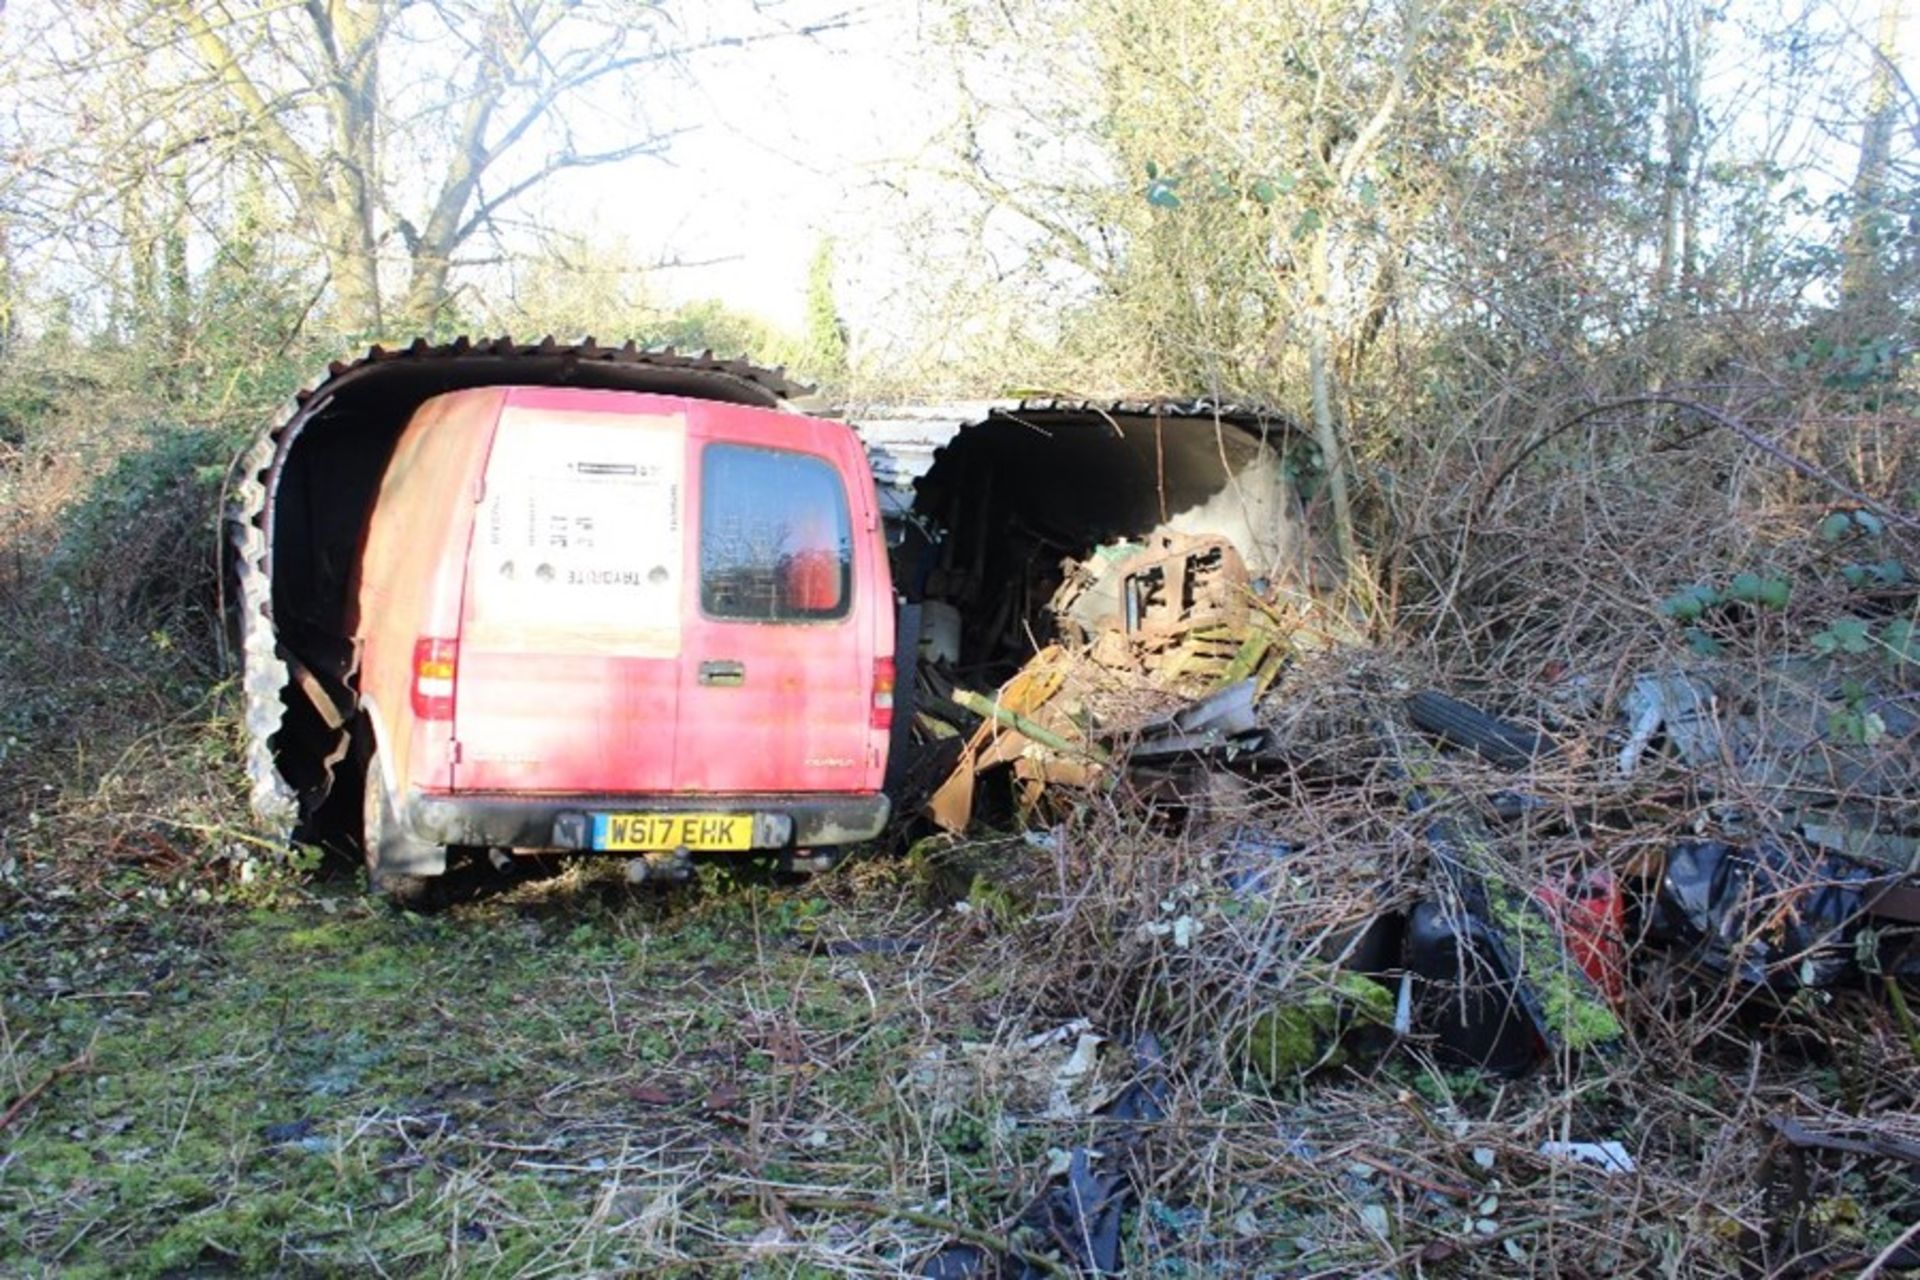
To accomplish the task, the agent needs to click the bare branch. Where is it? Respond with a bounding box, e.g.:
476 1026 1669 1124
174 2 323 200
452 128 690 247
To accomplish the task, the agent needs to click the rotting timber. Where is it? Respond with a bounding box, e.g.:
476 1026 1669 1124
226 338 812 846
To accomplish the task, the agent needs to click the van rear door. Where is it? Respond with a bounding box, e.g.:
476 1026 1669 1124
674 406 875 794
452 391 686 793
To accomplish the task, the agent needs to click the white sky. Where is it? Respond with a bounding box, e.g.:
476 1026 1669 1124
538 0 950 332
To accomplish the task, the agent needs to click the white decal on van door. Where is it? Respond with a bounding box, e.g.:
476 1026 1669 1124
464 407 686 657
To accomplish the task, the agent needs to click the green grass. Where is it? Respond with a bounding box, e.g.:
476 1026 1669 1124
0 864 1014 1277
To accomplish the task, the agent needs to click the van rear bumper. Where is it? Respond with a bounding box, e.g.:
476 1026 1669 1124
400 790 891 852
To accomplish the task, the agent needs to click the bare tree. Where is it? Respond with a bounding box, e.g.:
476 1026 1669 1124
6 0 849 335
174 0 811 331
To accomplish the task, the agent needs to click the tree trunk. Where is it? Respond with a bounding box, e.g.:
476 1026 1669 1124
123 178 158 333
327 217 385 334
1841 0 1904 328
400 251 453 331
1653 0 1701 309
176 0 387 333
1307 229 1355 570
164 162 191 359
0 221 15 359
309 0 387 334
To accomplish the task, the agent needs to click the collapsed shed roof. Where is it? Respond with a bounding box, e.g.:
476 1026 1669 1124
844 397 1311 676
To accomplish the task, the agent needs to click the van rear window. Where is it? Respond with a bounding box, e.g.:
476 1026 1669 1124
700 444 852 622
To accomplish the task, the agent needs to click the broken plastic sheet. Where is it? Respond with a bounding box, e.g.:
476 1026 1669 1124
917 1034 1167 1278
1651 840 1883 989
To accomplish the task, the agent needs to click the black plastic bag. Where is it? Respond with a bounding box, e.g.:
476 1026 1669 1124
1653 840 1878 989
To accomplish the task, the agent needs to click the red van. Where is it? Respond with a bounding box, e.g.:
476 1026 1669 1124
352 386 895 901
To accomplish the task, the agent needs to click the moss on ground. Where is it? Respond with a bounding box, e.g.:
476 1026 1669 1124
5 838 1910 1277
1486 886 1624 1052
1239 967 1397 1085
0 870 975 1276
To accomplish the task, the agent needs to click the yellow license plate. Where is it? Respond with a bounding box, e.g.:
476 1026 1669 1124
593 812 753 852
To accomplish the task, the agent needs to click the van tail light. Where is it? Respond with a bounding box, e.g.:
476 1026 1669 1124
411 637 458 720
871 657 895 732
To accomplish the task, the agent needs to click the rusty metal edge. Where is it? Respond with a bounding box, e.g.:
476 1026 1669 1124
1004 396 1295 423
843 394 1296 419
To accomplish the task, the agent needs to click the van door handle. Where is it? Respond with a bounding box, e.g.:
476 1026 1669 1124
697 660 746 687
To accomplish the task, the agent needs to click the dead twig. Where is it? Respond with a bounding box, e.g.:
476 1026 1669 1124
1346 1149 1480 1200
0 1044 95 1136
1479 393 1920 531
1403 1203 1615 1267
783 1194 1072 1279
1861 1218 1920 1279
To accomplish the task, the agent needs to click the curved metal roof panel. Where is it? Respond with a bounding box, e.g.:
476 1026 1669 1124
845 396 1300 493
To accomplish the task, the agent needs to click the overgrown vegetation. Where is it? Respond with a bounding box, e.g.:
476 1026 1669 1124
7 790 1919 1275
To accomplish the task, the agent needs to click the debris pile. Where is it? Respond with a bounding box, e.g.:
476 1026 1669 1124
898 531 1920 1081
881 491 1920 1276
907 532 1341 829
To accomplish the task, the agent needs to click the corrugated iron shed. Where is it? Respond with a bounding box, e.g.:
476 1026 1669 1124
843 398 1299 511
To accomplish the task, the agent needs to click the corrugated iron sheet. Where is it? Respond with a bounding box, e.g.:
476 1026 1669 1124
845 397 1300 499
294 335 813 407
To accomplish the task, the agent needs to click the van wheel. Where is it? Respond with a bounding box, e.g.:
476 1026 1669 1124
362 757 442 910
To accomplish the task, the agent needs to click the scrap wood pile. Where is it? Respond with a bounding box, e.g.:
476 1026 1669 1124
909 533 1359 830
890 526 1920 1276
